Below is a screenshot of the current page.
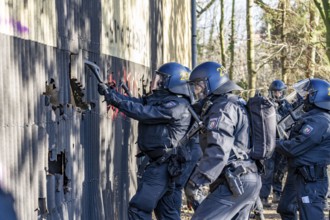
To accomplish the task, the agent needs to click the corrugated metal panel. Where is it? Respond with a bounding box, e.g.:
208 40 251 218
0 1 192 220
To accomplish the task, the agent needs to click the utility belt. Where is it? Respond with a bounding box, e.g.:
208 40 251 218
139 147 191 177
295 164 327 182
135 149 171 180
142 149 167 161
210 160 258 196
140 148 176 162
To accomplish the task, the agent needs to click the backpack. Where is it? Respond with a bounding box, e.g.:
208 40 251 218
246 92 277 160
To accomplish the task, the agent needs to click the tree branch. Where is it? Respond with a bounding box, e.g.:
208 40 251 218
197 0 217 18
254 0 282 15
255 43 286 71
313 0 326 24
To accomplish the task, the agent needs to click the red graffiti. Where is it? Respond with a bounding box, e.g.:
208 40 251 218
103 64 147 121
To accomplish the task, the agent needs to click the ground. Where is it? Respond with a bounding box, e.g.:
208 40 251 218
180 194 330 219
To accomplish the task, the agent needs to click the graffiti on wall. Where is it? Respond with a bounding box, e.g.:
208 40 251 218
0 17 29 35
104 63 150 121
102 1 150 67
106 19 147 53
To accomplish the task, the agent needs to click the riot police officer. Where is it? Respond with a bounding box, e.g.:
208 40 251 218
0 187 17 220
276 78 330 220
185 61 261 219
269 79 292 119
98 62 192 220
260 80 293 207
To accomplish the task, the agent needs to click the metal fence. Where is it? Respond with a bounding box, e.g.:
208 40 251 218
0 1 191 219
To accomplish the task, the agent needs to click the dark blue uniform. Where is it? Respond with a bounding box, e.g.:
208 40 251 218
111 90 191 220
157 137 202 216
189 94 261 220
276 108 330 220
0 188 17 220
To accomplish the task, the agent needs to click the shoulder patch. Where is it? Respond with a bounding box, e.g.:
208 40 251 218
207 117 219 129
163 101 178 109
301 124 313 136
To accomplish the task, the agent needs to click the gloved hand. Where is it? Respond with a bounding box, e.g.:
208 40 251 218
105 90 122 107
97 83 110 96
184 180 207 211
97 83 122 107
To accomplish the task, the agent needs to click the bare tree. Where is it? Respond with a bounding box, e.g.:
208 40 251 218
229 0 235 80
280 0 289 83
197 0 217 18
247 0 257 96
219 0 226 67
306 1 319 78
313 0 330 63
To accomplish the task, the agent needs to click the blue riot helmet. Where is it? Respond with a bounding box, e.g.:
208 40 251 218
151 62 191 98
269 80 287 101
293 78 330 111
188 61 242 103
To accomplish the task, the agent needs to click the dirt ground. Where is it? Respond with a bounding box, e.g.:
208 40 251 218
180 169 330 219
180 194 330 219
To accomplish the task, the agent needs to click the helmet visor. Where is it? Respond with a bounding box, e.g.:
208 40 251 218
270 90 286 100
293 79 310 99
189 79 209 103
151 72 170 91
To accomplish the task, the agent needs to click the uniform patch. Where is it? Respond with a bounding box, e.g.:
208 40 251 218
301 124 313 136
207 118 219 129
163 101 177 108
301 196 310 203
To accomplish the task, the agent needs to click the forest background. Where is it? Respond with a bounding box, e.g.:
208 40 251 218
195 0 330 98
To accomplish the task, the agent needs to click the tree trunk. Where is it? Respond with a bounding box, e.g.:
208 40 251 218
219 0 226 67
280 0 288 84
313 0 330 64
306 2 319 78
229 0 235 80
247 0 256 97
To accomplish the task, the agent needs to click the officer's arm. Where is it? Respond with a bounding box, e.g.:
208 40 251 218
112 90 144 103
117 99 188 123
276 117 325 157
190 106 236 186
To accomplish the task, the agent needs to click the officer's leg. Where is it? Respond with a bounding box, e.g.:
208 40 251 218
277 168 298 220
251 196 265 220
192 171 261 220
155 142 202 219
128 162 169 220
154 186 181 220
296 175 328 220
272 152 287 203
260 157 275 206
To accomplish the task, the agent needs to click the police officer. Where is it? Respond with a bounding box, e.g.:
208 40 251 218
260 80 293 207
173 136 202 212
98 62 192 220
0 187 17 220
185 61 261 219
276 78 330 220
269 80 292 119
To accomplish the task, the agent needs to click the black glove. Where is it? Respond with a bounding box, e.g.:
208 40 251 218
98 83 122 107
104 89 122 107
98 83 110 96
184 180 207 211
